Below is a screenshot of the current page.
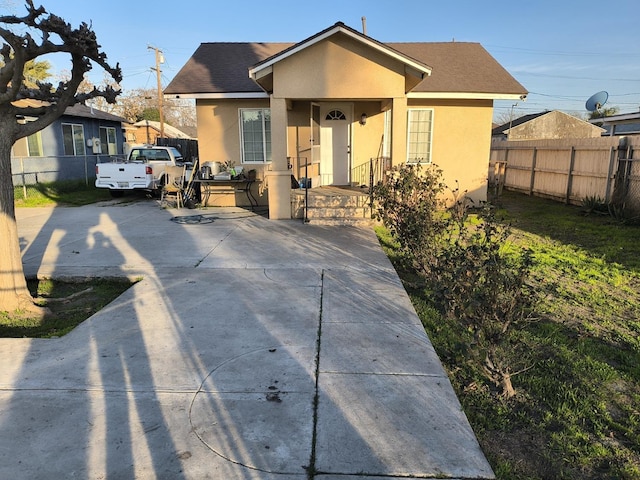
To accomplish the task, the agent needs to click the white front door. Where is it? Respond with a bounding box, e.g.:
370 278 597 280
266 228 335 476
320 103 351 185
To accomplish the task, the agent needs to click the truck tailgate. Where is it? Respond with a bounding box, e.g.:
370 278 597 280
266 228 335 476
95 163 154 190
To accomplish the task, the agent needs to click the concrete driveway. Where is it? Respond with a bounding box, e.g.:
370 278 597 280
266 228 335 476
1 200 494 479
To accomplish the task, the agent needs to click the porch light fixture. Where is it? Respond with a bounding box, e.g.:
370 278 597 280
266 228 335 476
359 113 367 126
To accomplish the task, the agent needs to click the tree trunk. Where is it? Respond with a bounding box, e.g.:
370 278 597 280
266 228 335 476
0 129 40 314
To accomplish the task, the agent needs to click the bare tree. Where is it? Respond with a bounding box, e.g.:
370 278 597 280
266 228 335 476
115 88 196 127
0 1 121 314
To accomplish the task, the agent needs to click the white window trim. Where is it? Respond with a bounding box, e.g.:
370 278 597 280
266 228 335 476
62 122 86 156
239 108 272 164
100 126 117 155
382 110 392 159
406 108 434 164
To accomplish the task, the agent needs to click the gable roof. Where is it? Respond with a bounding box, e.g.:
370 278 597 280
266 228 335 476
493 110 606 138
165 22 527 101
249 22 431 84
492 111 549 135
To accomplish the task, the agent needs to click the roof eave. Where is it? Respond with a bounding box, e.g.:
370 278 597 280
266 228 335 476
408 92 527 101
164 92 269 100
592 112 640 124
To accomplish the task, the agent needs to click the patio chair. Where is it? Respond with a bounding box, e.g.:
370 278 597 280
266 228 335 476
161 165 186 208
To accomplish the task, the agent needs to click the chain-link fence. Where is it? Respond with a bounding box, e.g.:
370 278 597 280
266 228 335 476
11 154 113 198
611 158 640 216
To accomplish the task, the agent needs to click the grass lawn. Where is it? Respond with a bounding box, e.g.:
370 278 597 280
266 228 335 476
377 190 640 480
0 181 137 336
0 278 136 338
14 179 113 207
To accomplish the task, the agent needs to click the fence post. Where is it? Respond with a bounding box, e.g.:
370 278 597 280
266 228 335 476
605 146 616 202
529 147 537 195
565 146 576 204
19 157 28 199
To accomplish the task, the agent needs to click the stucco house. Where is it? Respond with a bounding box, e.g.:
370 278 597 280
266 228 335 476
165 22 527 219
492 110 605 141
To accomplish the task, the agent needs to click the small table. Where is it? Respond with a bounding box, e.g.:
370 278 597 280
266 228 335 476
194 178 259 209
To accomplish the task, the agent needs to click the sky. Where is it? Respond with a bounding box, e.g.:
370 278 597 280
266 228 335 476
4 0 640 122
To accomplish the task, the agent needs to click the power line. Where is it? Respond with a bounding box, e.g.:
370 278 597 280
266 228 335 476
514 71 640 82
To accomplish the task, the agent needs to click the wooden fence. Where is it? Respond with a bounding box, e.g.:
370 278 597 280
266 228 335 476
490 137 640 214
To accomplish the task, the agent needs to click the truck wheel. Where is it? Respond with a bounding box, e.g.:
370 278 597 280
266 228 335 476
109 189 124 198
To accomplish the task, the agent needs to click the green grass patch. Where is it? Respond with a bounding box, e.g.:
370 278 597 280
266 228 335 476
14 179 112 207
377 190 640 480
0 278 137 338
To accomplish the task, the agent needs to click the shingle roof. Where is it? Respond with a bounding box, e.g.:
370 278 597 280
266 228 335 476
64 103 129 123
165 42 293 95
492 111 549 135
390 42 525 95
13 99 130 123
164 26 526 98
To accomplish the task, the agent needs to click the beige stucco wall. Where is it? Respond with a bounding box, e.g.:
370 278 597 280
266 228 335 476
273 36 407 100
195 98 271 206
196 96 495 207
422 99 494 203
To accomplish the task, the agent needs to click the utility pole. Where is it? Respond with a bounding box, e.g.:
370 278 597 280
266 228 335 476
148 45 165 140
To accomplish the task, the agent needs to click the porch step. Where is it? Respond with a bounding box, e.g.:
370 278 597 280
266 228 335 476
306 205 373 226
291 187 375 226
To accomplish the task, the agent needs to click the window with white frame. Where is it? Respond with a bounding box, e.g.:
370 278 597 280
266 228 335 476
239 108 271 163
62 123 86 156
406 109 433 164
99 126 117 154
26 131 43 157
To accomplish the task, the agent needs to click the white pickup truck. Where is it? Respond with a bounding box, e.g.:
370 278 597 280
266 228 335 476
95 145 191 197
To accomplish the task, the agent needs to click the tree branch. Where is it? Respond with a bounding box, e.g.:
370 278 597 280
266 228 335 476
0 0 122 141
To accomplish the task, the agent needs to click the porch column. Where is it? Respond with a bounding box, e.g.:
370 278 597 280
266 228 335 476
391 97 408 167
267 96 291 219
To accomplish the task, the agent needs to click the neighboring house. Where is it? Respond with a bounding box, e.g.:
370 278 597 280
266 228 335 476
129 120 195 145
590 111 640 136
11 101 129 184
164 21 527 219
492 110 605 141
12 101 128 158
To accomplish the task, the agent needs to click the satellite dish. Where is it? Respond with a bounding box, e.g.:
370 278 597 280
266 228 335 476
586 91 608 112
